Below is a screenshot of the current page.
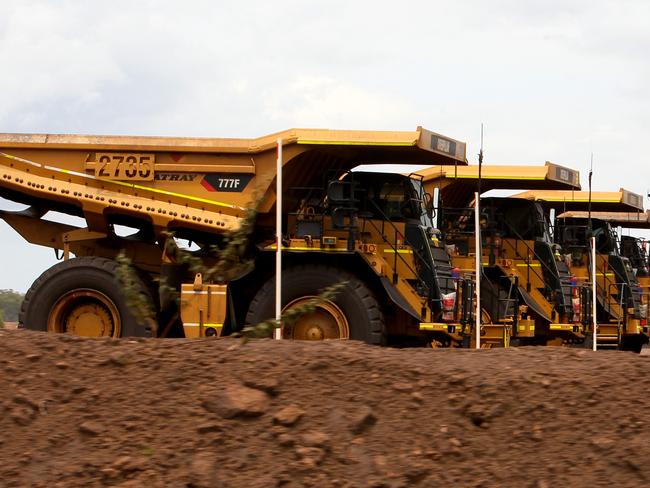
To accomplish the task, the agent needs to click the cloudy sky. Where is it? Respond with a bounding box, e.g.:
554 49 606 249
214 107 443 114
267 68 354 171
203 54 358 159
1 0 649 292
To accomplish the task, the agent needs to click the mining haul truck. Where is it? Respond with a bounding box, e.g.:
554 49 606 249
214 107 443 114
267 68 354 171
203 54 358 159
612 211 650 281
578 210 650 282
549 206 650 351
0 127 477 346
418 162 584 346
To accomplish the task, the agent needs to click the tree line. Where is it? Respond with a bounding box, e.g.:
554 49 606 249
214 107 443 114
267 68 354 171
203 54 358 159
0 289 24 324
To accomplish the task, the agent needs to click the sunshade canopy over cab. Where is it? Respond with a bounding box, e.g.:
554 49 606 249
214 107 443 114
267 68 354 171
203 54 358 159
557 211 650 230
419 162 580 208
511 188 644 213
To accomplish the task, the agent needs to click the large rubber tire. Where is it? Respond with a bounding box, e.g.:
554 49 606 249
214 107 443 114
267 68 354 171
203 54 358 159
245 265 386 345
20 257 154 338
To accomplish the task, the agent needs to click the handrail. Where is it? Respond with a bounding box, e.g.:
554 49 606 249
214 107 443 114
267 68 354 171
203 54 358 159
619 235 650 275
442 205 559 293
295 186 430 294
500 238 551 295
363 201 436 299
594 256 622 316
492 275 520 322
329 178 460 314
610 282 626 341
499 219 562 291
442 205 565 316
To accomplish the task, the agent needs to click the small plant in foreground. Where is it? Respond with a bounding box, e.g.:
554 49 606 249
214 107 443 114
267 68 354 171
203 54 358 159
115 253 158 336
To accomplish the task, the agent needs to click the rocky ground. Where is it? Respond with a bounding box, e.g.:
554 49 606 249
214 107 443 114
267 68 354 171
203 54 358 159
1 329 650 487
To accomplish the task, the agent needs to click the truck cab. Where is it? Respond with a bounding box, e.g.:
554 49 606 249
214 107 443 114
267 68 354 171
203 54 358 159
418 162 582 347
277 169 462 346
515 189 647 350
554 209 650 351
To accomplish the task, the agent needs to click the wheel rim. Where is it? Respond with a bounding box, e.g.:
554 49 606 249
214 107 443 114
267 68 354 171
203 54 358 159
282 296 349 340
47 289 121 337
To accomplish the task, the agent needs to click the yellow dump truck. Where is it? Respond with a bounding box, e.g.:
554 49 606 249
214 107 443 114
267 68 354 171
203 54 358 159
547 203 649 350
0 127 477 346
577 210 650 282
419 163 584 346
584 211 650 327
611 211 650 282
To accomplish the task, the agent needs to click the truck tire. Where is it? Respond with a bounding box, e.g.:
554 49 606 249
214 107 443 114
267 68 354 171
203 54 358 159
245 265 386 345
19 257 154 338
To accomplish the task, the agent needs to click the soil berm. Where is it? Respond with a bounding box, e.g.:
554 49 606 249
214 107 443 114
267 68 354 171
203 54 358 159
1 329 649 487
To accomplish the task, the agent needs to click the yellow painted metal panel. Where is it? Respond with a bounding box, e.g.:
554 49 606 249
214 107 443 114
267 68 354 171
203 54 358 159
0 127 467 164
420 323 453 331
557 210 650 229
180 284 228 338
513 189 644 212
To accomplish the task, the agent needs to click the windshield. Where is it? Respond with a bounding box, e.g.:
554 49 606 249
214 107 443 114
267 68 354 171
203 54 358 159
348 172 431 226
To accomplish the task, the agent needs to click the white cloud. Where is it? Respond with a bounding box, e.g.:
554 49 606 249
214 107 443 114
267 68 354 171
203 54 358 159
263 76 416 129
0 0 649 290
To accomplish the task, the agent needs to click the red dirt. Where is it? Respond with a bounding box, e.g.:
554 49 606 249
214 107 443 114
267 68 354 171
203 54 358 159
1 329 650 487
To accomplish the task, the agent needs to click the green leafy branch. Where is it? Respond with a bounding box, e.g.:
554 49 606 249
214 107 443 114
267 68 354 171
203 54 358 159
162 203 258 285
115 252 158 336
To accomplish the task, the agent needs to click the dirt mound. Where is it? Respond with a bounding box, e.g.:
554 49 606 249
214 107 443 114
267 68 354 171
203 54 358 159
1 329 650 487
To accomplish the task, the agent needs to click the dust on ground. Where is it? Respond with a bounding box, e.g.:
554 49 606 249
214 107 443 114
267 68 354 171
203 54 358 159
1 328 649 487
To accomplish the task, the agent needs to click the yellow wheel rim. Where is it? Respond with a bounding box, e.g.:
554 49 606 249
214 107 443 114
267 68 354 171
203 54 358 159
48 289 121 338
282 296 349 340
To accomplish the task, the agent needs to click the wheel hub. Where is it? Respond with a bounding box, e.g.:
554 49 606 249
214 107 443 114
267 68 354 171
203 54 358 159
282 297 349 340
65 303 113 337
48 289 121 338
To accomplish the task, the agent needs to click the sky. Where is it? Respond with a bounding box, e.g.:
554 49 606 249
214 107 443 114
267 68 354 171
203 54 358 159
1 0 649 292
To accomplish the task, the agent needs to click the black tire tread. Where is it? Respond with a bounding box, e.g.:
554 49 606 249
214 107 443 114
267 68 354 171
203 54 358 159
245 265 386 345
19 256 154 337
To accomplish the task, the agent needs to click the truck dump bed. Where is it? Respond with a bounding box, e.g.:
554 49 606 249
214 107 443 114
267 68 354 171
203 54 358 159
0 126 466 247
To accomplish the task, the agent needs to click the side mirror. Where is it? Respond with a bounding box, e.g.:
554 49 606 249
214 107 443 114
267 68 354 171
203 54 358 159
327 180 358 205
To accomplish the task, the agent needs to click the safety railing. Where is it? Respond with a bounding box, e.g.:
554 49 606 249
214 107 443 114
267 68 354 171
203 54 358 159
500 238 552 296
440 206 559 297
593 254 626 319
441 205 571 323
362 200 455 318
619 235 650 277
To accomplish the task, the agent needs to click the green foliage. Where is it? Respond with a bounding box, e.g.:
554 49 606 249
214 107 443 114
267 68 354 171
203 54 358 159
115 253 158 335
162 203 258 285
118 196 346 341
0 309 4 329
117 202 260 337
243 282 347 339
0 289 24 322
